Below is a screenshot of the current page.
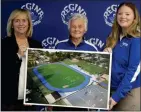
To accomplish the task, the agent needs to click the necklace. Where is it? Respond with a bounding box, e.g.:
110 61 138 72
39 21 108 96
16 38 29 52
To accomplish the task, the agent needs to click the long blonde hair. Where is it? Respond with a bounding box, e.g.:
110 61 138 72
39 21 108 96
106 2 140 48
7 9 33 37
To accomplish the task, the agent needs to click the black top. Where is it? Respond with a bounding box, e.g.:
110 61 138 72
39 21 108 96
1 35 42 104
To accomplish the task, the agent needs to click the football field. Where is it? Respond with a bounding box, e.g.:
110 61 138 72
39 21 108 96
33 63 90 92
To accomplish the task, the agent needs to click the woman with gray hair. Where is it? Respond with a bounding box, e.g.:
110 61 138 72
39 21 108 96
56 13 98 51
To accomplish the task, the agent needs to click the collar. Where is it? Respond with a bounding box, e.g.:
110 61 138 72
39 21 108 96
9 34 31 52
68 38 85 47
119 34 134 41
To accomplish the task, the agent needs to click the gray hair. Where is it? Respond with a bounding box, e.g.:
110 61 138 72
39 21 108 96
68 13 88 32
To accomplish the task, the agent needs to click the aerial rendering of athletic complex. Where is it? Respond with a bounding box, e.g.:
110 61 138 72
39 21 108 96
25 49 111 109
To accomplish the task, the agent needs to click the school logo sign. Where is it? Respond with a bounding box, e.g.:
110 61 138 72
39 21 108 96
42 37 59 49
21 3 44 26
61 4 87 25
87 37 105 51
104 4 118 27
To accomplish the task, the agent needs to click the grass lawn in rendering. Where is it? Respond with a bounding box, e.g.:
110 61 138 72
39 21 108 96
33 63 90 92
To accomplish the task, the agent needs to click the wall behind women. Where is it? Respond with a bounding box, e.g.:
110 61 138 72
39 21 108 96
1 0 141 51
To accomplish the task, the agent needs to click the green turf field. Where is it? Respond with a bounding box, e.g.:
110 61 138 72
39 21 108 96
63 59 105 74
37 63 85 88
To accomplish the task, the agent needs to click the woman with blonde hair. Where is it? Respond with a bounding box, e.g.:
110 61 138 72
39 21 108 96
104 2 140 111
1 9 42 111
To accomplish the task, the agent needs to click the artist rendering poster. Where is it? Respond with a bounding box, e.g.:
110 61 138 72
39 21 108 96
24 48 112 110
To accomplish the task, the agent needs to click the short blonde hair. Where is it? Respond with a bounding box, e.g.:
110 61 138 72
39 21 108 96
7 9 33 37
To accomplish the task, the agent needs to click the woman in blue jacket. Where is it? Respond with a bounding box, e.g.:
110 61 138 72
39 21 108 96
56 13 98 51
104 2 140 111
